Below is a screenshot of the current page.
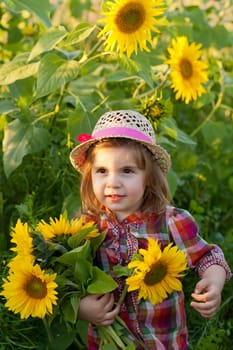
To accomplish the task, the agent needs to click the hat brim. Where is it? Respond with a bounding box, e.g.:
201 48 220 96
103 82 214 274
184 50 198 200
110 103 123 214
70 136 171 175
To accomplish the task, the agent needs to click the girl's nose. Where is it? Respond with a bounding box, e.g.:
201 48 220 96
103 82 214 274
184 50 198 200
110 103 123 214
106 172 120 188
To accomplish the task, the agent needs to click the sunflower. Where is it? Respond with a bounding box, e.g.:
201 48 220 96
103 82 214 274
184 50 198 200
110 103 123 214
10 219 34 258
166 36 208 104
8 254 35 272
36 214 99 241
141 95 173 129
126 238 187 304
1 260 58 319
98 0 166 57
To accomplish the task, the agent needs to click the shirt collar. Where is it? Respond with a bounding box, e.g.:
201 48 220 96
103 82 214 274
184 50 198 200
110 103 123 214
101 206 149 226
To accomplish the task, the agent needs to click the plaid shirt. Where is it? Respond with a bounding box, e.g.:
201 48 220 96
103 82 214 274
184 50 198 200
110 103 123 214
86 206 232 350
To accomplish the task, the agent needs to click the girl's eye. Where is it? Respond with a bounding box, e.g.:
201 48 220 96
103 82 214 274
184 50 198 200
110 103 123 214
123 168 133 174
96 168 106 174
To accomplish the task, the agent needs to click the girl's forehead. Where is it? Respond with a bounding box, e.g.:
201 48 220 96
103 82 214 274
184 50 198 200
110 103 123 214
93 145 139 163
95 144 136 155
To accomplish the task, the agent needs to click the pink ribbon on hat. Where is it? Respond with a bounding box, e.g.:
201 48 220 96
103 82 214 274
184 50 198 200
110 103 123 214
93 126 153 143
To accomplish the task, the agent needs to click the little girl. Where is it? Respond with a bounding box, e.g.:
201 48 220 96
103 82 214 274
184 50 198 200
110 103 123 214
70 110 232 349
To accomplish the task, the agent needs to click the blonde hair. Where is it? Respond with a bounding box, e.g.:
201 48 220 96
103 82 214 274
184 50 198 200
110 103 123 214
80 138 171 217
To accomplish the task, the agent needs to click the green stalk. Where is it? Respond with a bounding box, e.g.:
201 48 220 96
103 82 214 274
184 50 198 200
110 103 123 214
117 284 128 305
42 317 53 349
191 68 224 137
191 91 223 137
97 325 126 349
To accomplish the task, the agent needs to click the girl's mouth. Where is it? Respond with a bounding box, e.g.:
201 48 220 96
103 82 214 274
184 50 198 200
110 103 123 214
106 194 124 203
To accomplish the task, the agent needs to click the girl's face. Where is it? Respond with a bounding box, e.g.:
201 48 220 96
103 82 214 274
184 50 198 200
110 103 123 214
91 146 146 221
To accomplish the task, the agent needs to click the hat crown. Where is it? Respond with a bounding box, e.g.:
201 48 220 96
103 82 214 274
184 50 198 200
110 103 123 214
93 110 156 144
70 109 171 175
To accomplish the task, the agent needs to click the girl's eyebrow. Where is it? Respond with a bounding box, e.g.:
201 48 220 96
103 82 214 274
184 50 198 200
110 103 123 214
92 164 106 169
120 165 138 169
92 163 139 170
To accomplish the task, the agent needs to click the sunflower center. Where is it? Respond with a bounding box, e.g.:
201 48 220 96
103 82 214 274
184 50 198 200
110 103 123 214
115 2 146 34
151 104 161 118
25 276 47 299
180 58 193 79
144 262 167 285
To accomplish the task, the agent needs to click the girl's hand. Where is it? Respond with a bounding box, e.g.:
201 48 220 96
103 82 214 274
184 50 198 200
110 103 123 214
190 279 221 317
190 265 226 318
78 293 120 325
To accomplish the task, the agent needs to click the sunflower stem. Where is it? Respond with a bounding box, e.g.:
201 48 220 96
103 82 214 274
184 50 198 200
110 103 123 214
114 315 148 350
191 68 224 137
191 91 223 137
80 36 104 64
97 324 126 348
42 317 53 348
117 284 129 305
115 285 148 349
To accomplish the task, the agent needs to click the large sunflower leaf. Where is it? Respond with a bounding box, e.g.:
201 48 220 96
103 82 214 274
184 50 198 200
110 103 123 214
0 100 19 114
161 118 196 146
61 293 80 324
62 23 96 46
87 267 118 294
36 53 80 98
48 317 77 349
28 27 67 62
3 119 50 177
0 53 39 85
68 227 99 249
56 242 91 266
4 0 51 28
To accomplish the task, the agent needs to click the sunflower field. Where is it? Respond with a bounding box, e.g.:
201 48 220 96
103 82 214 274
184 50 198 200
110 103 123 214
0 0 232 349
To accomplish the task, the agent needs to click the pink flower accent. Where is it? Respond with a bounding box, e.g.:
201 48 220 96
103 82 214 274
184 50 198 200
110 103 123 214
77 133 92 143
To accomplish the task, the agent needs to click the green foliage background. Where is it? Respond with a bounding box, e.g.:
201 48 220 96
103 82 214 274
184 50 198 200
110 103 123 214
0 0 232 349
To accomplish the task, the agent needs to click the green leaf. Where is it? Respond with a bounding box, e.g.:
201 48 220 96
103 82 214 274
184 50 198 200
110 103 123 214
68 226 99 249
67 107 97 141
36 53 80 98
90 232 107 256
201 121 229 150
61 294 80 324
167 169 180 197
137 69 154 89
4 0 52 28
9 77 34 101
70 0 92 18
174 151 198 173
28 27 67 61
87 267 118 294
184 7 209 31
3 119 51 177
0 100 19 114
56 241 91 265
73 258 93 284
228 177 233 193
0 115 8 131
211 25 233 49
133 52 155 88
0 53 39 85
162 118 196 145
118 55 141 75
63 23 96 46
62 191 82 221
49 318 76 350
112 265 130 278
100 345 118 350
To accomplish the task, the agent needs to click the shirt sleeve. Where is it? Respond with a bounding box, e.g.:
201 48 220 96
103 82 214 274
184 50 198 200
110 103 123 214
166 206 232 281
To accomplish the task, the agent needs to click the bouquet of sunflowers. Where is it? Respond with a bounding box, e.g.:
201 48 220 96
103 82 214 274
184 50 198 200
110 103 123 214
1 214 188 350
0 214 124 349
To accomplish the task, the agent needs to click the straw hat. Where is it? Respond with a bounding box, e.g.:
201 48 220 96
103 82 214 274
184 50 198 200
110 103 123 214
70 110 171 174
